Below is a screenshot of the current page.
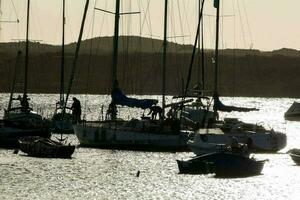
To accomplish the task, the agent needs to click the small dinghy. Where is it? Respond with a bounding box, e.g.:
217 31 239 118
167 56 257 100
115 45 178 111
177 152 266 177
288 149 300 165
18 136 75 158
290 154 300 165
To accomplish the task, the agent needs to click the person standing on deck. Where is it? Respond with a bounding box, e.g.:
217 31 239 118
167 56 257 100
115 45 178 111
20 94 31 112
71 97 81 123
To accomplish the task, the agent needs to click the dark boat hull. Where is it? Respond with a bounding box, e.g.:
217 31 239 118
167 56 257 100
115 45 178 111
19 136 75 158
214 155 265 177
177 152 265 177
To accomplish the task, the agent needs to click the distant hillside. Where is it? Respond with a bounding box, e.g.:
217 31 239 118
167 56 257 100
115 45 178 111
2 36 299 56
0 36 300 97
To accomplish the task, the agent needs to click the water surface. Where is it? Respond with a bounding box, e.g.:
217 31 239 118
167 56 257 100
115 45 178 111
1 94 300 200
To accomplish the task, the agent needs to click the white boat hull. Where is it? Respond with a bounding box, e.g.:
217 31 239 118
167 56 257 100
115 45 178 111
74 121 190 151
189 128 286 155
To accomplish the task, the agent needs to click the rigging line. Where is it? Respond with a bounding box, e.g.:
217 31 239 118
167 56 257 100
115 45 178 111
146 0 153 38
92 0 107 64
207 15 213 48
137 0 141 36
85 0 97 96
176 0 185 44
169 1 176 44
182 1 191 42
98 0 109 36
236 0 246 48
10 0 20 21
94 7 140 16
241 0 253 47
175 0 187 91
137 0 142 93
184 0 205 97
139 0 149 33
231 0 236 96
146 0 155 52
32 3 43 43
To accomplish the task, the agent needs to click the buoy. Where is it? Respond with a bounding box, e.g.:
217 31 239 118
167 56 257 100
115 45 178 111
136 170 140 177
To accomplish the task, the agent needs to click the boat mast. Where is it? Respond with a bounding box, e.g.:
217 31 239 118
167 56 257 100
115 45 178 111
112 0 120 92
24 0 30 96
200 0 205 92
111 0 121 120
60 0 65 105
183 0 205 96
64 0 89 107
162 0 168 118
213 0 220 94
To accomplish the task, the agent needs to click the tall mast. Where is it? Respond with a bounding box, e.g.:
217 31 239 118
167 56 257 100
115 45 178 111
24 0 30 95
184 0 205 96
110 0 121 120
197 0 205 92
60 0 65 104
112 0 120 89
64 0 89 107
213 0 220 94
200 0 205 91
162 0 168 118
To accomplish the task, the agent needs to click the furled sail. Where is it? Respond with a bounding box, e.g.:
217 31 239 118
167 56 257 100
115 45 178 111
111 88 158 109
213 93 259 112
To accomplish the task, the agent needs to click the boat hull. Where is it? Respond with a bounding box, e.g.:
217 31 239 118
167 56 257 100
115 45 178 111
19 136 75 158
190 128 286 154
177 152 265 177
213 155 265 177
74 121 190 151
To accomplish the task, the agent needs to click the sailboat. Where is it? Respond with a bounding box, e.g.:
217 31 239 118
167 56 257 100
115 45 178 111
173 0 215 129
184 0 286 153
72 0 190 151
0 0 50 148
17 0 90 157
51 0 73 134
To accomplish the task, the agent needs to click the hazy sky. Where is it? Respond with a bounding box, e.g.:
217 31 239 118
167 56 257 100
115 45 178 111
0 0 299 51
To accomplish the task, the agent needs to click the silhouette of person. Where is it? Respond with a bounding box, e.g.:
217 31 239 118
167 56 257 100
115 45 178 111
148 105 163 120
106 102 117 120
20 94 31 112
71 97 81 123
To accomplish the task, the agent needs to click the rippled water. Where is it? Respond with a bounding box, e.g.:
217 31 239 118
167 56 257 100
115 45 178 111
1 94 300 200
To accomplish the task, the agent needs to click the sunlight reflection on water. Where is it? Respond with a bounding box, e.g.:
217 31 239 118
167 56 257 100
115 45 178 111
1 94 300 200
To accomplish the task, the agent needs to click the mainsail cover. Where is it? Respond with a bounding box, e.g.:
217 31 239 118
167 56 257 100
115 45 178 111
213 93 259 112
112 88 158 109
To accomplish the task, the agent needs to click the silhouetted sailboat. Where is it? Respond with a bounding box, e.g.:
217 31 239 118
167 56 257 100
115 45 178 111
0 0 50 148
185 0 286 153
72 0 190 151
51 0 73 134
